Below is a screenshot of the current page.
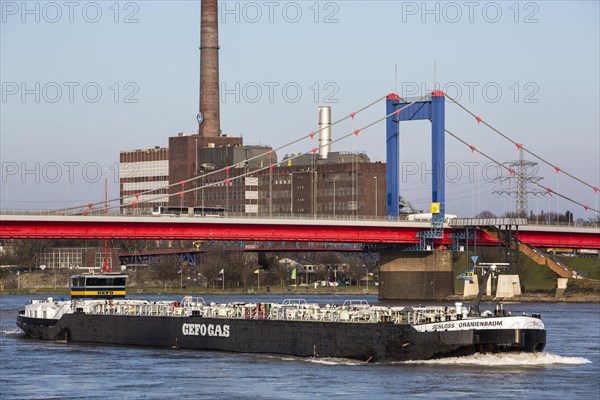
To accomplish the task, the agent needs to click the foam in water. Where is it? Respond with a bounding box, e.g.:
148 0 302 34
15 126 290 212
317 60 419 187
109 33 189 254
0 329 22 335
306 357 364 366
263 352 591 367
401 352 591 366
269 354 364 366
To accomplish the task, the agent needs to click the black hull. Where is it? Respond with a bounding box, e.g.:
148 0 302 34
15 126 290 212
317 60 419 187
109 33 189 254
17 314 546 362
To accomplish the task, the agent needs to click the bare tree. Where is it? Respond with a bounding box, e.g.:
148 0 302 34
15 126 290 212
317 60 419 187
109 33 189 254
200 243 246 289
475 210 497 219
5 239 53 271
239 260 259 288
315 253 343 282
155 255 182 282
269 260 293 286
345 254 367 285
115 239 156 254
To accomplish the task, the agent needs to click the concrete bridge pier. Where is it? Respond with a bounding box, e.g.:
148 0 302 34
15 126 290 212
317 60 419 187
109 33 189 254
378 251 454 300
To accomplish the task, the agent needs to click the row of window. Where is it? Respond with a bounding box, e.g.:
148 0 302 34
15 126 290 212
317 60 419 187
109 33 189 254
258 172 372 185
119 160 169 179
123 193 168 204
259 188 365 200
201 191 258 201
317 201 365 211
123 180 169 191
71 276 125 287
202 179 259 190
37 249 82 269
37 250 113 270
218 201 366 213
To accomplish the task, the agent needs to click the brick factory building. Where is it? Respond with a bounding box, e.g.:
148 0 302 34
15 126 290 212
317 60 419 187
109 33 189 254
118 141 387 219
257 152 386 218
118 1 387 218
168 148 387 218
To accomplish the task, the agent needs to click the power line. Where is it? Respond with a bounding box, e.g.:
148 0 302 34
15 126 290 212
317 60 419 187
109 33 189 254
82 95 429 215
445 128 599 214
60 95 387 214
445 93 600 195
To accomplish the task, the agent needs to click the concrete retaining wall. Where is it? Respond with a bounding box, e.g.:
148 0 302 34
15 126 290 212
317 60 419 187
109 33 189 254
379 251 454 300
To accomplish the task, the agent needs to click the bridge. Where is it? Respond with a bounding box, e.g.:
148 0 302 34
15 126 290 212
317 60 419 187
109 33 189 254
1 214 598 249
2 91 598 299
3 93 597 248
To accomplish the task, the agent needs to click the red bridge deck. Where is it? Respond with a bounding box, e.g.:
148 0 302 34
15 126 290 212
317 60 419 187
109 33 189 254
1 215 598 249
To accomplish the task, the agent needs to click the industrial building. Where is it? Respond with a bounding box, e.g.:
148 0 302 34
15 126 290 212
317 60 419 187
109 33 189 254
118 0 387 218
119 128 386 218
119 147 169 213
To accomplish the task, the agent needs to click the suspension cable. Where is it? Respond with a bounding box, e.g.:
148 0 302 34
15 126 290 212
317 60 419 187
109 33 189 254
445 128 599 214
83 95 427 215
445 93 600 194
58 95 387 214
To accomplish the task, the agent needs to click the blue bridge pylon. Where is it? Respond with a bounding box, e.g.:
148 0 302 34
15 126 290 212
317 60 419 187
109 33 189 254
386 91 446 249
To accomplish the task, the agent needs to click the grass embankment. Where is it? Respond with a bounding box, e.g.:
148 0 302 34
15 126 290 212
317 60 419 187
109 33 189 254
453 253 599 293
521 255 600 291
557 256 600 279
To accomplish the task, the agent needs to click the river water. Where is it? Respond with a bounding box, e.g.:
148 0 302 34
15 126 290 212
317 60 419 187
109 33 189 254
1 294 598 400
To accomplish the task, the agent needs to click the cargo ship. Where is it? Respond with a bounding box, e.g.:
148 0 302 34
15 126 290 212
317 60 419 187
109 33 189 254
16 269 546 362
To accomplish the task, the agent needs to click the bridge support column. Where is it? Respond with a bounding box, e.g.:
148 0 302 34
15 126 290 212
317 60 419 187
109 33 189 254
379 251 454 300
431 91 445 217
385 94 400 217
384 91 445 219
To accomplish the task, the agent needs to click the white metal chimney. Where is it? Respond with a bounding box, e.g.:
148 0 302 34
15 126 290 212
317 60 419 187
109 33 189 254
318 106 332 159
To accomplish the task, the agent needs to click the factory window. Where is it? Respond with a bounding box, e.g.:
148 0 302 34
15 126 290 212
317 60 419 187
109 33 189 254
37 248 83 270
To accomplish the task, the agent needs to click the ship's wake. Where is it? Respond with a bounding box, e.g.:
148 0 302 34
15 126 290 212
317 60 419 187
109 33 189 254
306 357 365 366
0 329 22 335
274 355 365 366
401 352 591 366
268 352 591 367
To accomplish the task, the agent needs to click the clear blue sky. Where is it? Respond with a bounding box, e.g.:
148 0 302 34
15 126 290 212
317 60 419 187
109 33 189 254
1 1 599 219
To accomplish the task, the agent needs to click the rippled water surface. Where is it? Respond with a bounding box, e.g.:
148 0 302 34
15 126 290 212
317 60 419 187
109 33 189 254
1 295 598 399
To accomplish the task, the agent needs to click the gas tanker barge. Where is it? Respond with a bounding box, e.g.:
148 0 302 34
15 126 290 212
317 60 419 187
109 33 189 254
17 270 546 362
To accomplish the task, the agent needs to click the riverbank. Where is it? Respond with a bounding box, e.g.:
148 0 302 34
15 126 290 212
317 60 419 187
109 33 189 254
2 270 597 302
452 278 600 303
0 284 376 297
2 286 598 303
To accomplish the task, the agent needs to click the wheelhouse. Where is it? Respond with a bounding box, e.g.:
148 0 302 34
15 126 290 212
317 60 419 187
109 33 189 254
70 273 127 299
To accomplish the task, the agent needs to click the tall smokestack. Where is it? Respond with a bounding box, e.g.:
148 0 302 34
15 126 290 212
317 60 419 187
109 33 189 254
318 106 332 159
198 0 220 137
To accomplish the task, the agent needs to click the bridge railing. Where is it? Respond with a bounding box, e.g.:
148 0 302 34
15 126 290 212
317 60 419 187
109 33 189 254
1 210 599 228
